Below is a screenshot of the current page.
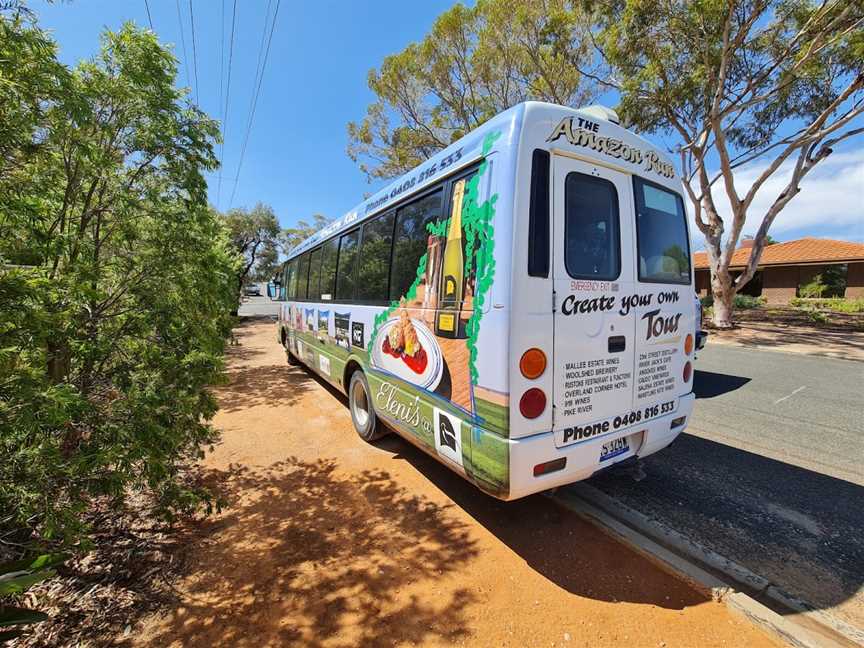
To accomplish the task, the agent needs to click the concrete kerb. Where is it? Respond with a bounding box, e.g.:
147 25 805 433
550 483 859 648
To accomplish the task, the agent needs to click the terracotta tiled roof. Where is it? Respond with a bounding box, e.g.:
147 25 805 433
692 238 864 270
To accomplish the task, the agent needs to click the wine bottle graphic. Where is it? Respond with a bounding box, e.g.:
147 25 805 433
435 179 466 338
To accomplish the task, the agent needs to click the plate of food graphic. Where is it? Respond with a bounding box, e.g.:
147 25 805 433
371 309 444 391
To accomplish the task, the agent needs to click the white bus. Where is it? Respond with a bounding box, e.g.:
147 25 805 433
274 101 696 500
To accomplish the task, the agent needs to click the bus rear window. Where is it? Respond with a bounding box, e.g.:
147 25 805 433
634 177 691 284
564 172 620 281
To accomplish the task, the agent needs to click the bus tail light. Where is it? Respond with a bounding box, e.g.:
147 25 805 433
533 457 566 477
683 361 692 382
520 348 547 379
519 388 546 419
684 333 694 355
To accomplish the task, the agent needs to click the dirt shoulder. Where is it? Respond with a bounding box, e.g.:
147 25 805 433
706 307 864 361
131 318 778 647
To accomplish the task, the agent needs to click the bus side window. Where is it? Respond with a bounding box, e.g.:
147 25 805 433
335 230 359 301
297 253 311 300
356 212 395 303
391 190 443 302
308 247 323 303
320 238 338 301
280 263 289 301
286 259 297 300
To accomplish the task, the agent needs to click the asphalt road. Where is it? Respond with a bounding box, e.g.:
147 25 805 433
238 292 280 317
581 343 864 633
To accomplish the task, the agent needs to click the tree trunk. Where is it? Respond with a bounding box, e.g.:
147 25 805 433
710 268 736 328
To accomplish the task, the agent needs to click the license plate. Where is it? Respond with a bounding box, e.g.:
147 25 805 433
599 437 629 462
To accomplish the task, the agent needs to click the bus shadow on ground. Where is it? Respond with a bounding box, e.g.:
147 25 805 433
693 369 751 398
133 457 480 648
588 433 864 633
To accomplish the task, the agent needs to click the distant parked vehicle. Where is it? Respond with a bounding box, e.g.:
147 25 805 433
695 293 708 350
244 283 262 297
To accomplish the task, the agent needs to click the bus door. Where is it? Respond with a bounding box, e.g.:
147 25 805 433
551 154 639 456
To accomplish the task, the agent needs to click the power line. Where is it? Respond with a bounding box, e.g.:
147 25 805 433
188 0 200 105
218 0 224 132
229 0 282 209
174 0 191 97
249 0 274 100
217 0 238 209
143 0 153 29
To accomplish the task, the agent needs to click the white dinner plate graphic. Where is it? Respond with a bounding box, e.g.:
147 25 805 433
370 317 443 391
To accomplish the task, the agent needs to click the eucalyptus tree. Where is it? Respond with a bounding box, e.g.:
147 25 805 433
594 0 864 326
347 0 600 180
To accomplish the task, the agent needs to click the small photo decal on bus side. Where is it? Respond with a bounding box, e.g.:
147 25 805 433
434 408 462 468
351 322 365 349
319 354 331 377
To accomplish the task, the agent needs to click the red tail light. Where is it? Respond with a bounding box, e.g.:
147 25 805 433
519 388 546 419
683 361 692 382
533 457 566 476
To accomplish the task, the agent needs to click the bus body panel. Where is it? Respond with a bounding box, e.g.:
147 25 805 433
276 101 696 501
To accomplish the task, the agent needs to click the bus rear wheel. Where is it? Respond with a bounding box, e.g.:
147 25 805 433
349 371 387 442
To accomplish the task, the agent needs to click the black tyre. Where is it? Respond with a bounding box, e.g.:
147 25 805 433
348 370 387 441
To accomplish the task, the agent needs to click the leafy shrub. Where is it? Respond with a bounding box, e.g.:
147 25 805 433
0 554 65 642
805 307 829 324
0 17 239 546
799 275 827 298
700 293 764 310
733 294 766 309
790 297 864 313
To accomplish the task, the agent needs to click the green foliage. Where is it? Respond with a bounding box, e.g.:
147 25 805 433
0 14 238 546
799 274 827 298
222 203 282 290
0 554 66 642
804 307 829 324
733 294 766 309
280 214 330 254
790 297 864 313
797 265 847 299
347 0 599 179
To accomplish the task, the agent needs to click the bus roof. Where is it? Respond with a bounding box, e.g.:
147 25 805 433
285 101 676 260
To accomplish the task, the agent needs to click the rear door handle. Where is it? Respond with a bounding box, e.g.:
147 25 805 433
608 335 626 353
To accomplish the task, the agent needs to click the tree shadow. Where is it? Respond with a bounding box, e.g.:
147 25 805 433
216 364 314 413
708 322 864 360
694 369 751 398
588 433 864 631
284 365 712 611
376 437 709 611
130 458 480 648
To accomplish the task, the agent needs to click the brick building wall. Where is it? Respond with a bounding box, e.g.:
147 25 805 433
847 262 864 299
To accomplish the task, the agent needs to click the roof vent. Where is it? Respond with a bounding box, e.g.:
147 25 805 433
579 105 620 125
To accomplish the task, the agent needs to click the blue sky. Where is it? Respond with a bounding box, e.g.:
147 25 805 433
32 1 864 247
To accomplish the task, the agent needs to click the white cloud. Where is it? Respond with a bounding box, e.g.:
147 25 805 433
690 149 864 248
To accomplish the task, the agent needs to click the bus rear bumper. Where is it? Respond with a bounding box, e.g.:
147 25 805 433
505 392 695 500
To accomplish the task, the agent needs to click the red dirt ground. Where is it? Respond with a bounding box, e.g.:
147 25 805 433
132 318 778 647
